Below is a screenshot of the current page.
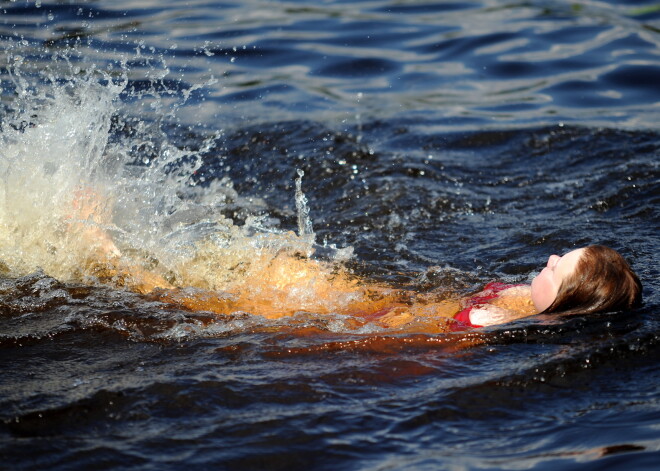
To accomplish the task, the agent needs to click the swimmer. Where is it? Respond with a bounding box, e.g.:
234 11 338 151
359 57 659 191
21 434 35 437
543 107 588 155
449 246 642 328
67 188 642 330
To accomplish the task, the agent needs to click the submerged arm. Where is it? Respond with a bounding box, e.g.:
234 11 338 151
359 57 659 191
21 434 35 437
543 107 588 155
68 186 172 293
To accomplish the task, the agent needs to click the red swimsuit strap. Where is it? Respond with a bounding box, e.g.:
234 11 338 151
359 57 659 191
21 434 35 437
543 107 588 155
463 282 514 306
452 282 520 329
453 306 481 329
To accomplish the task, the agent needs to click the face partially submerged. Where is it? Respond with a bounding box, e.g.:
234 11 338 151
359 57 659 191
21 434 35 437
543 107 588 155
531 248 585 312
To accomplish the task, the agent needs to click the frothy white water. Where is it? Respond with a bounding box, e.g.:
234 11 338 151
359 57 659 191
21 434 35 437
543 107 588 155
0 53 361 317
0 64 122 277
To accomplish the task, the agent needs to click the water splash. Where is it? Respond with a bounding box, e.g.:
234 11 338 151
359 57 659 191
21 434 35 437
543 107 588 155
0 59 123 278
0 46 365 319
295 169 314 243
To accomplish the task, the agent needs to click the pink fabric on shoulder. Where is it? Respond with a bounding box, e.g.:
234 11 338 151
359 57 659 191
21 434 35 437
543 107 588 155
453 307 482 328
452 282 520 330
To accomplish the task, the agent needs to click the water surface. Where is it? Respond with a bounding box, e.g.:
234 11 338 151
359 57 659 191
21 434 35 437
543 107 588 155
1 1 659 469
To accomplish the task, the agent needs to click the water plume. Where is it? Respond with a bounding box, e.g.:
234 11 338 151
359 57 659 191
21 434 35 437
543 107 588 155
0 61 122 279
0 50 364 318
295 168 315 244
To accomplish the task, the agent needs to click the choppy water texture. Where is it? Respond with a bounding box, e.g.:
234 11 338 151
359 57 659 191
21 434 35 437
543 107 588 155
1 1 659 470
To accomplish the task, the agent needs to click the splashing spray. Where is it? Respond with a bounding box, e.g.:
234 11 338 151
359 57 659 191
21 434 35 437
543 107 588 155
0 44 361 318
295 169 315 243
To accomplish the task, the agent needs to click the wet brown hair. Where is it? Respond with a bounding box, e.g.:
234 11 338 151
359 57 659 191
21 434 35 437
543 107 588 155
544 245 642 315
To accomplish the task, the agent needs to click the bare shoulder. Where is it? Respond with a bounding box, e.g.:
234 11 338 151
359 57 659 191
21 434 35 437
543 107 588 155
469 305 518 327
491 285 536 317
500 285 531 297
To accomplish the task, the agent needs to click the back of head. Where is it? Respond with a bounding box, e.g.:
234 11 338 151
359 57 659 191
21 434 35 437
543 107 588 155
545 245 642 315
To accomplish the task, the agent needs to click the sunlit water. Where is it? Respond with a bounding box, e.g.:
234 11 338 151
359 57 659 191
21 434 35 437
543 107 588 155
1 1 659 469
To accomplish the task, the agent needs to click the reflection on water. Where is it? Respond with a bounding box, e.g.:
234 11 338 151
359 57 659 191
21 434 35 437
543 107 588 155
1 0 659 470
2 0 659 128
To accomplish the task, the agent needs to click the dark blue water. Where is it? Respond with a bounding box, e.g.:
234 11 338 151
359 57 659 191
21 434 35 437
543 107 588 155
1 1 659 470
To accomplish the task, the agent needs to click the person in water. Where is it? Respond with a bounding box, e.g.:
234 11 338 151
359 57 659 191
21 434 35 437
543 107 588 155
451 246 642 329
68 189 642 330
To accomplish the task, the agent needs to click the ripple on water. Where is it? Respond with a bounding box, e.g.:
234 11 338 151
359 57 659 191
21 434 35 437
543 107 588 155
1 1 659 469
2 0 659 127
